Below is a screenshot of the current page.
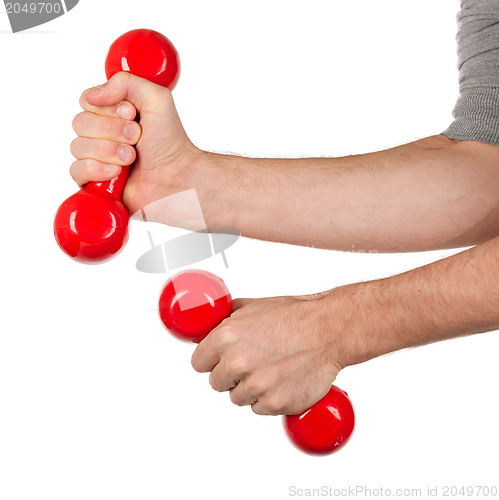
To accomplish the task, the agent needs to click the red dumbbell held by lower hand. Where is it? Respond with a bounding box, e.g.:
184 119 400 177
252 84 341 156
158 269 355 455
159 270 233 343
54 29 180 263
284 385 355 455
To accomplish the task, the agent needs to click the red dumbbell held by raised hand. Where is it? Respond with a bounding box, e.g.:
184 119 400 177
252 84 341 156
105 29 180 90
158 269 355 455
54 29 180 263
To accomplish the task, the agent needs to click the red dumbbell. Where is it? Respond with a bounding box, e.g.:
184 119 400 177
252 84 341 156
54 29 180 263
283 384 355 455
158 269 355 455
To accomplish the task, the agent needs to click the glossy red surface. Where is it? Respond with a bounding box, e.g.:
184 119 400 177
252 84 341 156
283 385 355 455
159 270 233 343
105 29 180 90
54 169 130 263
54 30 180 263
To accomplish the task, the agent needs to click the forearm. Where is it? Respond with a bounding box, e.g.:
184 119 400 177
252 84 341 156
199 135 499 251
333 234 499 367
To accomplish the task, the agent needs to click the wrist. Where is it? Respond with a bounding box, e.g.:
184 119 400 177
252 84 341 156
192 150 246 229
320 280 410 368
324 270 457 368
322 284 376 369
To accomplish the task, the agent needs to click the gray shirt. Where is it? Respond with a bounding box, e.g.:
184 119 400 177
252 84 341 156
443 0 499 145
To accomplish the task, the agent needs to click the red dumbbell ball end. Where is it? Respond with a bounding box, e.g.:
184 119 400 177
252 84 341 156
283 385 355 455
105 29 180 90
159 270 233 343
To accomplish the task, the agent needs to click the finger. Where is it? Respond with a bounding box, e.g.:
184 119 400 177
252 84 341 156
191 341 221 374
231 298 255 311
208 352 251 392
80 90 137 120
70 159 122 188
209 361 239 393
84 72 173 115
72 112 142 145
70 137 136 165
191 325 236 373
251 400 280 416
249 384 288 416
229 382 258 407
252 385 316 417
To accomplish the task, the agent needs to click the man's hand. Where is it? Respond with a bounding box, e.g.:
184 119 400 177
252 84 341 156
70 72 212 226
190 295 345 416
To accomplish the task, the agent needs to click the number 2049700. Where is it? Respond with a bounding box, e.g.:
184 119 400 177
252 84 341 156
5 2 62 14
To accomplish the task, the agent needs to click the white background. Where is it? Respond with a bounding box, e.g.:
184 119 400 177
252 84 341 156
1 0 498 499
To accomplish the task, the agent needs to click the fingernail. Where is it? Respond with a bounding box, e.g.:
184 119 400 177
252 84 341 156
123 123 138 141
118 145 133 162
86 85 103 97
105 164 121 175
117 104 129 119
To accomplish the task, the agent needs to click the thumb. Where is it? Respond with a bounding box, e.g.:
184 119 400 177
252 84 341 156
84 72 172 114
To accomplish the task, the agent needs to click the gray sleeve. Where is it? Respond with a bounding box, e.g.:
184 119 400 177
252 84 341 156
442 0 499 145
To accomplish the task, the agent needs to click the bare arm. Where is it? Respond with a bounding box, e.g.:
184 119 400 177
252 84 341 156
338 234 499 367
191 231 499 415
199 135 499 252
73 76 499 253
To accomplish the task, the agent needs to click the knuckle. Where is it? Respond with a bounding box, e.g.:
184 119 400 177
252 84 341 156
225 354 249 376
80 158 93 175
190 351 203 373
87 159 101 176
229 391 244 407
208 373 222 392
103 117 117 138
190 355 199 372
213 326 236 349
261 394 284 416
245 376 266 396
70 137 80 156
72 112 84 133
251 404 266 416
79 92 88 109
113 71 131 86
91 140 106 159
69 160 79 181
